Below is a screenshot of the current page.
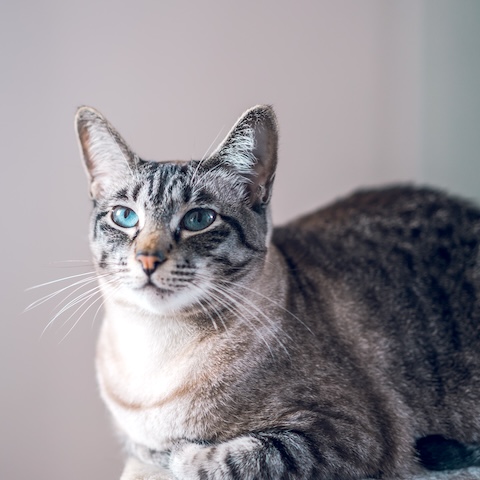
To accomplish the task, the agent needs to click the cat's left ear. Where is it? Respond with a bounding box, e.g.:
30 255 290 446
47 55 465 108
75 106 137 200
210 105 278 208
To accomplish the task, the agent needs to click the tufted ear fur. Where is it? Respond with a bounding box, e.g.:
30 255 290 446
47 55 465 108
75 106 137 200
208 105 278 209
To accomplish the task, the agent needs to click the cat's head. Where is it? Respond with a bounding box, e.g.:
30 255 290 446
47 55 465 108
75 105 278 317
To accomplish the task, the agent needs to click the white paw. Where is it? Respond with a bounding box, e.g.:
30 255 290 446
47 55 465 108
169 437 261 479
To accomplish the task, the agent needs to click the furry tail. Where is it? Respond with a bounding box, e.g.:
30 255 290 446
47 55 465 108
416 435 480 471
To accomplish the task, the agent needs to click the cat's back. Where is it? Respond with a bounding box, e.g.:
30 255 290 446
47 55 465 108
272 185 480 276
272 185 480 408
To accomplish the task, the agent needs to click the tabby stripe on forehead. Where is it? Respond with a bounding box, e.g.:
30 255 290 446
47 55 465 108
132 182 142 202
192 189 215 205
157 170 181 207
147 171 157 199
114 188 128 201
221 215 266 252
182 184 192 203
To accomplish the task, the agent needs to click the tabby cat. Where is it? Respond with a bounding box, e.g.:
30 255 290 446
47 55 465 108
75 105 480 479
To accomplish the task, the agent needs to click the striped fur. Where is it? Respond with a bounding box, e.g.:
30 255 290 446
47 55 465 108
76 106 480 479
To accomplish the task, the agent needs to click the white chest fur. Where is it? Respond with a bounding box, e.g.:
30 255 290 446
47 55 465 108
96 305 210 450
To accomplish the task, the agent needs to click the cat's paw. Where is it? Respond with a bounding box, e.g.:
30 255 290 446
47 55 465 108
129 442 171 469
169 441 206 479
120 456 173 480
169 437 261 479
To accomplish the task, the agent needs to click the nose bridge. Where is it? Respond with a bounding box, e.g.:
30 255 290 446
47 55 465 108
134 227 172 275
135 231 160 255
135 226 172 256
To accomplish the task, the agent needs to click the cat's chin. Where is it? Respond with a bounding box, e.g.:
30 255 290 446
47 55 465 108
114 283 205 317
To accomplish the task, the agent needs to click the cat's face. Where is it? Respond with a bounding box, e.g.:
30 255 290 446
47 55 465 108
76 106 278 316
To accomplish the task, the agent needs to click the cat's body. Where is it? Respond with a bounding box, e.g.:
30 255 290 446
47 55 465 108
76 105 480 479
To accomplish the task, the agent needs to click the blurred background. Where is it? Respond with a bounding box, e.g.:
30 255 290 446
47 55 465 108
1 1 479 478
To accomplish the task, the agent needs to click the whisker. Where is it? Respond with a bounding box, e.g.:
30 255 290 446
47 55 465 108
215 285 287 356
24 274 106 312
40 276 118 338
190 283 229 332
201 125 225 162
197 281 281 357
217 276 315 337
58 291 103 343
189 125 226 189
51 260 92 265
59 278 122 343
91 282 122 329
51 274 115 312
26 271 98 291
54 282 106 319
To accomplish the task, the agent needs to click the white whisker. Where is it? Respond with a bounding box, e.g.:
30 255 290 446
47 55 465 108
54 283 105 319
38 275 118 338
26 271 98 292
189 125 226 189
58 291 103 343
91 282 122 329
24 274 104 313
59 278 121 343
195 280 284 357
190 283 230 333
51 260 92 264
201 126 225 162
219 277 315 337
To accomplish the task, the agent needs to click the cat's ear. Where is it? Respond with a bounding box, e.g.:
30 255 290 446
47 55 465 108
75 106 136 200
209 105 278 208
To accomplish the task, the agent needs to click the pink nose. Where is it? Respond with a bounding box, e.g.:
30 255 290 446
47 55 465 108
135 251 166 275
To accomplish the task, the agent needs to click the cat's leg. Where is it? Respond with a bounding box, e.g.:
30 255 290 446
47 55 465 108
120 456 173 480
168 430 373 480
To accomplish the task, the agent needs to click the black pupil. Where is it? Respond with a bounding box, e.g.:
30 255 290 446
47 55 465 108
192 211 203 224
123 208 131 219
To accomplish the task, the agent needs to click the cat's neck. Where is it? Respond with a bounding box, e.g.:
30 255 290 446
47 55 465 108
96 244 288 412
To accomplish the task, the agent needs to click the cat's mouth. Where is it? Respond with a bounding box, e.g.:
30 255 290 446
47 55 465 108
123 276 205 315
142 281 175 296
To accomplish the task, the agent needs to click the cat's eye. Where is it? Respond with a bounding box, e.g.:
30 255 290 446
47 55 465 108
111 206 139 228
182 208 216 232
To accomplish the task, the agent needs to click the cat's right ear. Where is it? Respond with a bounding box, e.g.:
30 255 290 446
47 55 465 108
75 106 136 200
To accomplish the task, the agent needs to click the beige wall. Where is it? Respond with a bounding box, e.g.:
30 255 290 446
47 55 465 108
1 1 479 478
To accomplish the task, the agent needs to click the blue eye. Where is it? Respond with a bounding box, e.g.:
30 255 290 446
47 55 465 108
182 208 216 231
111 206 139 228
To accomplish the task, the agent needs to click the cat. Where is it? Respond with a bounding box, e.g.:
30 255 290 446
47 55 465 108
75 104 480 479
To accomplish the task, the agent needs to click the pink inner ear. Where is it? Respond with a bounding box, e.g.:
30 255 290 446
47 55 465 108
76 107 136 200
247 115 278 207
205 106 279 207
